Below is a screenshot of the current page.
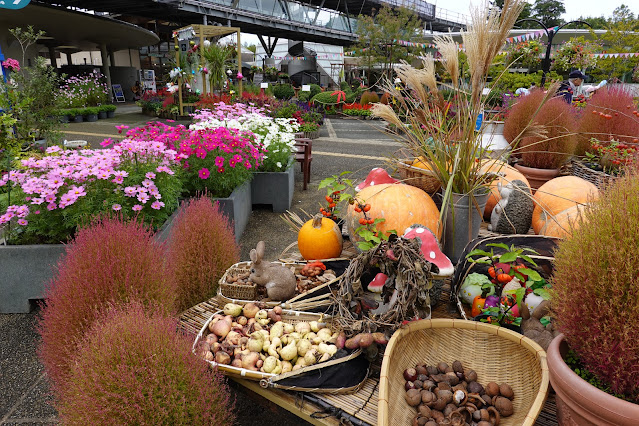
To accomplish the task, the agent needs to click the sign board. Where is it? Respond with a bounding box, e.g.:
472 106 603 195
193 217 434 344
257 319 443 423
112 84 126 103
301 85 311 92
260 83 269 89
0 0 31 10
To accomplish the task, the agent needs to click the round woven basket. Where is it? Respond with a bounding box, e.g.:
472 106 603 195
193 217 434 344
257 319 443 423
570 159 618 190
397 160 441 194
379 319 549 426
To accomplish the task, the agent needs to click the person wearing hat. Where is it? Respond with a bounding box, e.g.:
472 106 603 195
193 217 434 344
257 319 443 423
557 70 586 104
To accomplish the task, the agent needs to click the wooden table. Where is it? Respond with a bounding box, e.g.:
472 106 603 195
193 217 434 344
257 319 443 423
179 288 558 426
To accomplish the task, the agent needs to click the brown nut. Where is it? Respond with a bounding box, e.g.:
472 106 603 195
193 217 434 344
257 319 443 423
416 364 428 376
414 380 424 389
437 362 449 373
417 374 429 383
431 410 444 422
445 372 460 386
452 388 467 406
405 388 422 406
463 368 478 382
494 396 514 417
437 382 452 392
477 422 493 426
452 360 464 374
443 403 457 417
422 380 436 390
417 403 431 418
432 397 447 411
431 374 449 383
499 383 514 400
482 394 493 406
425 421 438 426
455 406 473 424
486 382 500 397
436 389 453 404
448 410 465 426
427 365 440 376
421 390 437 405
487 406 501 425
404 368 418 382
468 381 485 395
452 383 466 393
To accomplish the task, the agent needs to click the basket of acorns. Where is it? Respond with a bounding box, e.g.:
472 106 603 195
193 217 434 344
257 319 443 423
378 319 549 426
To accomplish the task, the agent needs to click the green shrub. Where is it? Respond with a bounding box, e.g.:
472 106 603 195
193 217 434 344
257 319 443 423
552 170 639 402
340 81 350 91
38 217 177 393
494 70 562 93
302 112 323 124
311 91 339 105
273 83 295 100
309 84 322 98
102 104 116 112
57 301 236 424
360 91 380 105
167 196 239 311
297 91 310 102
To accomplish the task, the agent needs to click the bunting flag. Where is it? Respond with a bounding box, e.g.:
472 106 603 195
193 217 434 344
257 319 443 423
505 26 559 44
270 53 346 60
590 52 639 58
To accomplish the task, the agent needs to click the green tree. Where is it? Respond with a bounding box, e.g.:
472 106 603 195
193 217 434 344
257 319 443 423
532 0 566 28
565 15 608 29
353 5 423 84
495 0 535 28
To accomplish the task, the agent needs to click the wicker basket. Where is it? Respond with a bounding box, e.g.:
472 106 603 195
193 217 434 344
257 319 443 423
193 309 361 384
379 319 549 426
217 261 341 310
397 160 441 194
571 159 619 190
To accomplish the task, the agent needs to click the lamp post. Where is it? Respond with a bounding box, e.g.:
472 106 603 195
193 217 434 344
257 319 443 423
515 19 592 87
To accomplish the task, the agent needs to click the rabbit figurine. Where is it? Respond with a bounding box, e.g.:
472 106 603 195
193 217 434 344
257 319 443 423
249 241 297 301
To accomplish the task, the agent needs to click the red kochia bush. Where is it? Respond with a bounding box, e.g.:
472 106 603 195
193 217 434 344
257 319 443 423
167 196 239 311
551 169 639 402
57 302 236 425
503 89 547 146
575 86 639 155
38 218 176 394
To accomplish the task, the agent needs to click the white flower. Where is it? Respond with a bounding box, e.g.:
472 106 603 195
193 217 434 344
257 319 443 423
276 162 282 169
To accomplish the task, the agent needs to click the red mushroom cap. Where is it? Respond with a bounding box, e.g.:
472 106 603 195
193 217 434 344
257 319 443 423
403 225 454 277
355 168 399 191
367 272 388 293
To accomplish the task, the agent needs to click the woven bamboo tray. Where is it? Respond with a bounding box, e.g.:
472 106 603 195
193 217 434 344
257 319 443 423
217 261 341 311
193 309 361 384
570 159 619 190
397 159 441 194
379 319 549 426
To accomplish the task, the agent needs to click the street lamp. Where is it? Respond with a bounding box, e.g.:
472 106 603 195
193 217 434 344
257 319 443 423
515 18 592 87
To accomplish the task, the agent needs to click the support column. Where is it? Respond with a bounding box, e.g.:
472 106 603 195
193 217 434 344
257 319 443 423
47 45 58 70
100 43 113 102
109 50 116 68
65 52 72 65
237 29 242 94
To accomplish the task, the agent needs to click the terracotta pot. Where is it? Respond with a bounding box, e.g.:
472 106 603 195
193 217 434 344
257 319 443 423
514 163 560 192
547 334 639 425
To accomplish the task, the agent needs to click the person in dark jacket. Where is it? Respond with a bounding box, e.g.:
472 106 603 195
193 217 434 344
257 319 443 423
557 70 586 104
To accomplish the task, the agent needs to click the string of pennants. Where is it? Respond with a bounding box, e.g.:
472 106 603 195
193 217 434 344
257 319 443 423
269 53 346 60
590 52 639 58
505 26 559 44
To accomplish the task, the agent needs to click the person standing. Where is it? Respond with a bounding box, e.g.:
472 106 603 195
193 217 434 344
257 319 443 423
557 70 586 104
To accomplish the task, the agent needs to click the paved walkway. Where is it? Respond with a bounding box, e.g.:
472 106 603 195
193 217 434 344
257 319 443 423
0 109 399 425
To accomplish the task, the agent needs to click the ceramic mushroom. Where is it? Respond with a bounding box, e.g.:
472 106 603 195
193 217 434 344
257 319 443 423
403 225 454 278
355 168 399 191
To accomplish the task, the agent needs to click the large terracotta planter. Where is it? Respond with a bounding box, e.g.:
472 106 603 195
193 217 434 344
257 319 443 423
547 334 639 425
514 163 560 192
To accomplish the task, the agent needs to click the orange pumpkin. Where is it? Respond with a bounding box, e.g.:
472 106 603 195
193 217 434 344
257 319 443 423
532 176 598 235
537 204 587 238
298 215 343 260
346 183 441 244
480 160 531 219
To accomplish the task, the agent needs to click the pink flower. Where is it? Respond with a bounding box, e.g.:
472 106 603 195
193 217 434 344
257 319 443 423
237 72 243 79
145 172 156 179
198 168 210 179
217 166 225 173
112 204 122 211
47 203 57 211
116 125 130 134
132 204 143 211
100 138 114 147
151 201 165 210
35 210 40 215
215 156 224 167
17 218 28 226
137 192 150 203
124 186 136 196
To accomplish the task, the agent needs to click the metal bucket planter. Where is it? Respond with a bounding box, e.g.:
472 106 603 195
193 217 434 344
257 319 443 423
0 208 181 313
442 189 490 264
251 161 295 212
213 180 252 243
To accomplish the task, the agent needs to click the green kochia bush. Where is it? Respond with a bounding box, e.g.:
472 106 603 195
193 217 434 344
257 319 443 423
167 196 239 311
38 217 177 394
551 169 639 403
272 83 295 100
57 301 236 425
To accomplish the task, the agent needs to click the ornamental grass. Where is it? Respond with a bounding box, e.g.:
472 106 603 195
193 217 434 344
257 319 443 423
575 86 639 155
503 89 548 146
38 217 176 394
551 166 639 402
167 195 239 312
57 301 235 425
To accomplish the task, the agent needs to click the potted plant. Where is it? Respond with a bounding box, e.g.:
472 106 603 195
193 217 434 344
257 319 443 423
548 169 639 424
300 121 320 139
513 97 578 191
97 105 108 119
70 108 83 123
0 140 183 313
103 104 117 118
371 0 535 262
84 107 99 122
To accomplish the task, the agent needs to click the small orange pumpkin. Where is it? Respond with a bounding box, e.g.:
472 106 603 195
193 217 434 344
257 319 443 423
532 176 598 235
346 183 441 244
298 215 343 260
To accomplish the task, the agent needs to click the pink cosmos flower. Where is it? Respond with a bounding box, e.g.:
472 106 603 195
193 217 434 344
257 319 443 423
198 168 210 179
112 176 124 184
112 204 122 211
45 194 56 203
132 204 143 211
116 125 130 134
215 156 224 167
124 186 136 196
142 179 154 188
137 192 150 203
17 218 28 226
100 138 114 147
145 172 156 179
35 210 40 215
217 166 225 173
47 203 57 211
151 201 165 210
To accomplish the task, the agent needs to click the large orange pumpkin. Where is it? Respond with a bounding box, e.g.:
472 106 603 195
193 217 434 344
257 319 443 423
532 176 598 235
537 204 587 238
480 160 531 219
346 184 441 244
298 215 343 260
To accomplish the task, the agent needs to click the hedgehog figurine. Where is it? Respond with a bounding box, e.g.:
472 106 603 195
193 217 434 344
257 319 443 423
489 180 533 234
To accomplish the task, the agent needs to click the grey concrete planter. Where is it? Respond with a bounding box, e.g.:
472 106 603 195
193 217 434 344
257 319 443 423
251 163 295 212
98 111 107 119
0 208 181 313
106 111 116 118
214 180 252 243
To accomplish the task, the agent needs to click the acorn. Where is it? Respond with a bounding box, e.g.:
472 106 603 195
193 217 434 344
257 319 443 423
415 364 428 376
467 381 485 395
421 390 436 405
427 365 440 376
494 396 514 417
499 383 514 400
464 368 478 382
486 382 500 397
437 362 449 373
452 360 464 373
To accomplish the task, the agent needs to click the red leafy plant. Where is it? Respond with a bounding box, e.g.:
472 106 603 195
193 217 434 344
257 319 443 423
551 167 639 402
575 86 639 155
503 89 548 149
517 97 577 169
57 301 236 425
38 217 177 394
167 195 240 311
